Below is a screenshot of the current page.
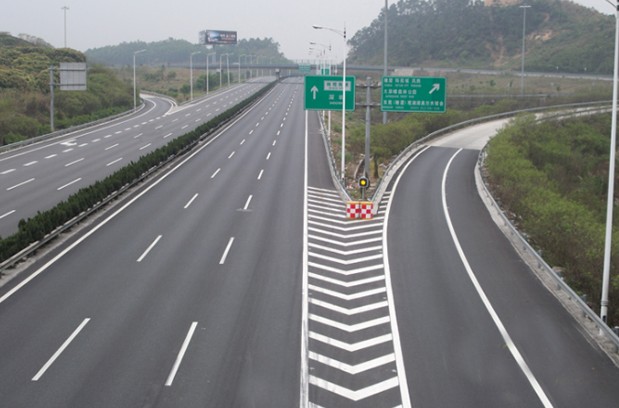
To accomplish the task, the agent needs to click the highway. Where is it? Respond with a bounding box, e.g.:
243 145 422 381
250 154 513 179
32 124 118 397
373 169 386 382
0 79 308 407
1 78 619 407
0 80 269 237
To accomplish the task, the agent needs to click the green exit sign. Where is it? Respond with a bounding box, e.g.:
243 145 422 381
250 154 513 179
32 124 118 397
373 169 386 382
381 76 446 113
304 75 356 111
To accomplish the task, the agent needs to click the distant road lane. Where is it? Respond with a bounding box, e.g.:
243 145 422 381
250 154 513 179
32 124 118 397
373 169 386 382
0 81 269 236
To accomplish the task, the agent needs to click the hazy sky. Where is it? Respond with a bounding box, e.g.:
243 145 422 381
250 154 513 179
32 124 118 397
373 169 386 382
2 0 613 61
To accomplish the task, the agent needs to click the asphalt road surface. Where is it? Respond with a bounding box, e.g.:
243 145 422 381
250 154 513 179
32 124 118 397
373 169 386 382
0 79 309 407
386 121 619 407
0 80 269 237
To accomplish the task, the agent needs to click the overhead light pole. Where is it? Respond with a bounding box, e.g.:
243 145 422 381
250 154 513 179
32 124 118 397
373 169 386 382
133 49 146 111
601 0 619 324
383 0 388 124
313 24 347 183
226 54 231 86
190 51 201 101
520 4 531 96
206 52 216 95
61 6 69 48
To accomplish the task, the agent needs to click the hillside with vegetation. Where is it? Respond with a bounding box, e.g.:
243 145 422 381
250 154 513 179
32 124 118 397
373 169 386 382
0 33 133 145
350 0 614 74
85 37 289 67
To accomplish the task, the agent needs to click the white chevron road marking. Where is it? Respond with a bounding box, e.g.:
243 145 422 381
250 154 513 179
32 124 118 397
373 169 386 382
310 314 391 332
310 351 396 375
308 262 384 276
309 331 393 352
309 375 400 401
308 234 383 247
308 227 382 239
309 243 382 256
309 252 384 265
309 284 386 301
309 298 389 315
309 272 385 288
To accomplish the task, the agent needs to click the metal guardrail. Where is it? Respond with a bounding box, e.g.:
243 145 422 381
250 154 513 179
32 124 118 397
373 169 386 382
370 100 611 208
476 150 619 355
0 104 147 155
316 112 351 202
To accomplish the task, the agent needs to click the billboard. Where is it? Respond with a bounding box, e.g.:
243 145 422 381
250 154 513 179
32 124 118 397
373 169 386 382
59 62 87 91
200 30 237 45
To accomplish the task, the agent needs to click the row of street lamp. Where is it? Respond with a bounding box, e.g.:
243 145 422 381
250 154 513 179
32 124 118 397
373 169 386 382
132 50 278 108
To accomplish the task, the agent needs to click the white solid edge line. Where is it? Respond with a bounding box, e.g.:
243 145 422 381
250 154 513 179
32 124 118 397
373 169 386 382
442 148 554 408
219 237 235 265
32 318 90 381
300 109 309 408
137 235 162 263
382 146 431 408
165 321 198 387
0 84 279 306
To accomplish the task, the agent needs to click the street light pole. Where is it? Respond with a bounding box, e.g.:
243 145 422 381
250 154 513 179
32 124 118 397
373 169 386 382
383 0 388 124
133 49 146 111
226 54 231 86
206 52 216 95
238 55 243 83
61 6 69 48
520 5 531 96
190 51 201 101
219 55 223 89
313 24 348 183
601 0 619 324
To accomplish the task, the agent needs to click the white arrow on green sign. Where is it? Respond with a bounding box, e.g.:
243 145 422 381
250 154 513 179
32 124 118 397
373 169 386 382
304 75 356 111
381 76 446 113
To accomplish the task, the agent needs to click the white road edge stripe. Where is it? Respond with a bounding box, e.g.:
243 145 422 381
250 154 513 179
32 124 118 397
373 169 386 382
165 321 198 386
32 318 90 381
382 146 432 408
442 148 554 408
300 110 310 407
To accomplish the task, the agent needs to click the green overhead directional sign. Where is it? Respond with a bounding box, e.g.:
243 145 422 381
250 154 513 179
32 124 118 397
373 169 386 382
304 75 356 111
381 76 446 113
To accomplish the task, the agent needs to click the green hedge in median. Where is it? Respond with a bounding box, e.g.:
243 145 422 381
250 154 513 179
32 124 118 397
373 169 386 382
485 114 619 325
0 82 275 265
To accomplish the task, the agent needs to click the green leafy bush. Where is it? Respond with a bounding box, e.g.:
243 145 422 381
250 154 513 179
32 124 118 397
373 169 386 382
485 114 619 325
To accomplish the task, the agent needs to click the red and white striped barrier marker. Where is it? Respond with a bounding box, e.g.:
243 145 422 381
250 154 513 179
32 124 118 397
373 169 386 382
346 201 374 220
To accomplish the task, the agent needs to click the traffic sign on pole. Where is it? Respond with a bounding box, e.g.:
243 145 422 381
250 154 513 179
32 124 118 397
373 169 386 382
381 76 446 113
304 75 356 111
